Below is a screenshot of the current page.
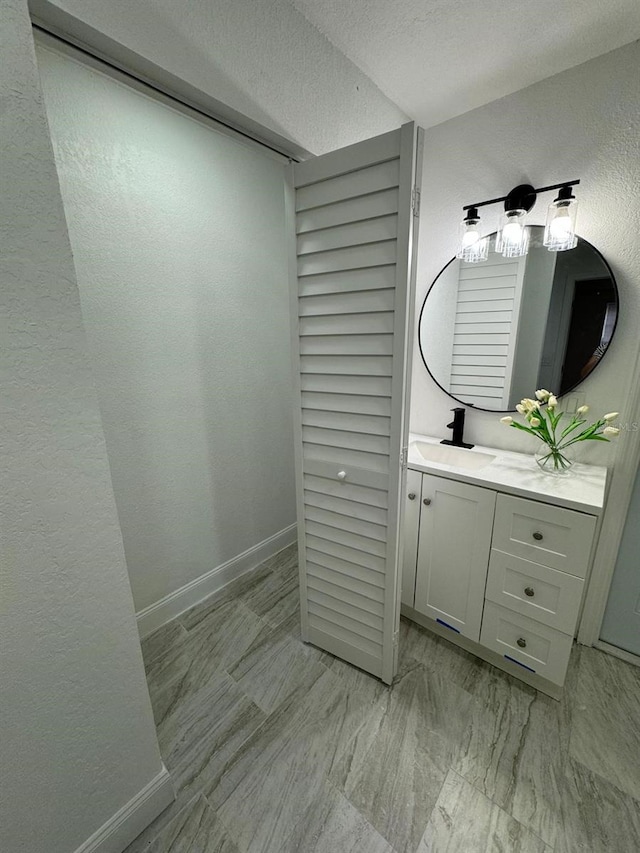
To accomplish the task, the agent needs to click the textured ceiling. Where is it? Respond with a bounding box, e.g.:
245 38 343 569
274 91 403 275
292 0 640 127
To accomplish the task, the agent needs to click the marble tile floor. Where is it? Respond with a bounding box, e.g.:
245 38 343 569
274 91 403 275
127 544 640 853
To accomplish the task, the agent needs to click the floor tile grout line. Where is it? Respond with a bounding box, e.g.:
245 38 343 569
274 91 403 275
201 791 245 851
451 767 553 850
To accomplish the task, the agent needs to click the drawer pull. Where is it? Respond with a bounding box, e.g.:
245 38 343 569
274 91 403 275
423 498 432 506
337 471 347 481
408 492 416 501
517 637 527 648
524 587 535 597
533 531 544 541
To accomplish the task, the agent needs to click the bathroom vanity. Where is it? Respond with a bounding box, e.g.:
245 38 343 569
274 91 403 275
401 433 607 698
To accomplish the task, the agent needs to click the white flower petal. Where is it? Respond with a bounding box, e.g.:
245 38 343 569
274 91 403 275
530 417 541 427
603 426 620 436
604 412 619 422
500 416 513 424
577 405 589 415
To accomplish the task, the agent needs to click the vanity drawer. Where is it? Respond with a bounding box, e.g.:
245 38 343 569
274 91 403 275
480 601 573 685
492 495 596 577
486 550 584 633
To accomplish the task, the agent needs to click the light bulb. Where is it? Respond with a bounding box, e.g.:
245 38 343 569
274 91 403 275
549 209 572 239
496 207 529 257
457 208 488 262
461 228 480 247
544 186 578 251
501 220 523 245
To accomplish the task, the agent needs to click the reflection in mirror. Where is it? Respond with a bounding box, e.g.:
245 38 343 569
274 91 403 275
419 226 618 412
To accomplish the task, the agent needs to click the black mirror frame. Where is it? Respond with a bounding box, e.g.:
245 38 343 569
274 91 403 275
418 231 619 413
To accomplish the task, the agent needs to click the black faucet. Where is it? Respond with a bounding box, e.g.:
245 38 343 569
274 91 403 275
441 407 474 449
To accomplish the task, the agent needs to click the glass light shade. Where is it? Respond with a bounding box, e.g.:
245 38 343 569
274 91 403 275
544 197 578 251
496 209 529 258
457 217 489 263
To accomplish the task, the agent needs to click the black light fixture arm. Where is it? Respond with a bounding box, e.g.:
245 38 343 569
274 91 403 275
463 179 580 212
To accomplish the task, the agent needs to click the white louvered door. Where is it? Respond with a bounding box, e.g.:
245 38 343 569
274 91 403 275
289 123 423 684
450 254 526 408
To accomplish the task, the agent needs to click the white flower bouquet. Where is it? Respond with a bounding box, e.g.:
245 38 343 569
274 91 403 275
500 390 619 474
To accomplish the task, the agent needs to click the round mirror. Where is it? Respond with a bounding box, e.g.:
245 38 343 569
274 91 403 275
418 226 618 412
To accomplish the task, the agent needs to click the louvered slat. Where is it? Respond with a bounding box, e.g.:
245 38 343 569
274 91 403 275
301 392 391 416
298 265 396 297
305 547 385 584
300 355 393 375
307 588 384 630
308 614 382 657
298 241 397 277
296 159 400 211
297 214 398 255
450 375 505 388
303 443 390 474
304 520 387 558
308 602 382 645
299 288 395 316
292 124 421 683
306 560 385 599
304 489 388 524
302 426 390 456
299 335 394 356
302 408 390 435
303 474 388 509
296 188 398 233
451 384 506 399
450 364 507 378
306 574 385 616
305 505 387 542
300 374 392 395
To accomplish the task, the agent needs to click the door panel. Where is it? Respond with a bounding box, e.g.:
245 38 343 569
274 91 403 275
414 475 496 641
291 123 422 682
600 464 640 656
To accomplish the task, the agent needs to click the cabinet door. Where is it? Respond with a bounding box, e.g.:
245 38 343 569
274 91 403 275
290 123 423 684
401 469 422 607
414 475 496 640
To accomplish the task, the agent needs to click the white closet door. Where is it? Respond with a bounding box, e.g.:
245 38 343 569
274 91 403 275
289 123 423 684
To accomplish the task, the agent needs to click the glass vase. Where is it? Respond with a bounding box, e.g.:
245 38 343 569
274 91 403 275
534 444 573 476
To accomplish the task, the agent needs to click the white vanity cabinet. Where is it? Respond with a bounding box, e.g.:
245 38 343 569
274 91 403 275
402 446 605 698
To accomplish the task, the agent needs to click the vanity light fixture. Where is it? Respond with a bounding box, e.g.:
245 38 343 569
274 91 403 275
544 184 579 251
457 207 489 262
458 180 580 262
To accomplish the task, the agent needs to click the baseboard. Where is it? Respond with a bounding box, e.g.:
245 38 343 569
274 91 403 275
594 640 640 668
74 765 174 853
136 523 298 638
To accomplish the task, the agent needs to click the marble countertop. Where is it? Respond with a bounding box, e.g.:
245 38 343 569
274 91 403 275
408 432 608 515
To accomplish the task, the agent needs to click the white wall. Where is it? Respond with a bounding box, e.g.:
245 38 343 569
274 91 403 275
0 3 167 852
36 40 297 613
32 0 407 155
411 41 640 464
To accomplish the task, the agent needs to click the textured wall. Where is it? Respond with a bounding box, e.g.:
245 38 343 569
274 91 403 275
412 41 640 464
37 0 407 155
37 40 296 612
0 2 163 851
